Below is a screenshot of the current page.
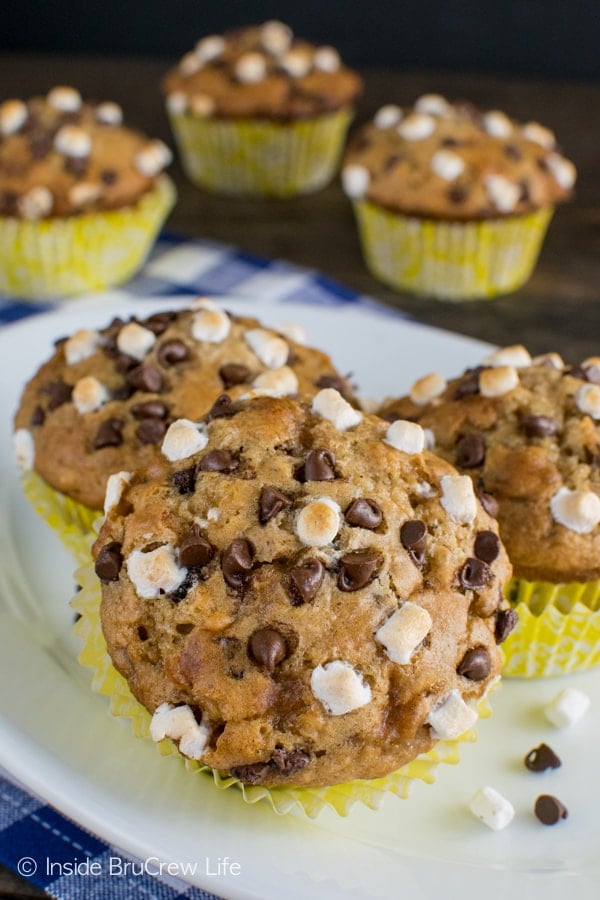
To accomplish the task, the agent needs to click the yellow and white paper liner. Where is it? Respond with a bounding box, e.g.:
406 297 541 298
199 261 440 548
20 470 100 564
73 558 493 818
351 200 553 301
501 576 600 678
0 175 175 300
168 109 353 198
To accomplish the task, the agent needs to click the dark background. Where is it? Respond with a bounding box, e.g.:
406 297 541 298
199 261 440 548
2 0 600 78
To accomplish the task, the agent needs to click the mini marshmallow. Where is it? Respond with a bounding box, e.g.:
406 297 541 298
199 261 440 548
95 101 123 125
279 48 312 78
423 429 436 451
312 388 362 430
150 702 210 760
47 86 82 113
191 308 231 343
134 140 172 177
522 121 555 149
69 182 101 207
260 20 293 55
313 46 341 73
430 149 465 181
117 321 156 360
373 104 403 129
64 328 101 364
54 125 92 158
545 687 590 728
582 356 600 369
546 153 577 190
104 471 132 515
13 429 34 471
235 52 267 84
483 344 532 368
18 186 53 220
479 365 519 398
415 480 437 498
277 321 306 344
189 93 216 117
469 786 515 831
410 372 447 405
127 544 187 599
375 602 432 664
532 351 564 369
310 660 372 715
189 296 217 311
440 474 477 524
385 420 425 454
296 497 341 547
253 366 299 396
485 174 520 212
482 110 513 138
576 383 600 419
0 99 28 136
398 113 436 141
245 328 288 368
341 164 370 199
195 35 225 64
166 92 188 115
426 689 478 739
550 486 600 534
161 419 208 462
414 93 450 116
179 52 202 77
72 376 109 414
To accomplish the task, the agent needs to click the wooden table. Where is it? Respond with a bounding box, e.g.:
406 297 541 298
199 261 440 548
1 54 599 899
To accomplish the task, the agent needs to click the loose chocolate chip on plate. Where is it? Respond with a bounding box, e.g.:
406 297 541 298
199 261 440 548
287 558 324 605
127 365 164 393
221 539 255 589
495 607 518 643
459 557 491 590
219 362 250 388
297 448 336 482
525 743 562 773
248 627 288 673
136 418 167 444
520 414 558 438
474 530 500 563
171 465 196 495
179 525 215 568
198 449 239 473
456 433 486 468
157 339 189 367
338 550 383 592
345 498 383 530
43 379 73 410
93 417 124 449
259 486 292 524
130 400 168 420
457 646 491 681
534 794 568 826
207 394 237 420
94 541 123 581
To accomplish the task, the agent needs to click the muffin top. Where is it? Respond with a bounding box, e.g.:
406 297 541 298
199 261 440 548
379 346 600 582
95 393 512 788
13 299 353 510
0 87 172 219
342 94 576 220
162 21 362 120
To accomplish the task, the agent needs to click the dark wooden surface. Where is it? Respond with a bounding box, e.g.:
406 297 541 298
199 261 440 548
1 54 599 899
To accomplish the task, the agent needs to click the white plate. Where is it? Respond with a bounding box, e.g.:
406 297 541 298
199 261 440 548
1 293 599 900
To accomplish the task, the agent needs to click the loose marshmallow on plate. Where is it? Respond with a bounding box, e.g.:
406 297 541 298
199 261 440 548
469 786 515 831
545 687 590 728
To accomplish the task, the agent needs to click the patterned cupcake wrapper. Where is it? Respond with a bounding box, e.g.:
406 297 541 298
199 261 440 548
168 110 353 198
20 470 100 565
501 576 600 678
351 199 553 301
73 557 493 818
0 175 175 300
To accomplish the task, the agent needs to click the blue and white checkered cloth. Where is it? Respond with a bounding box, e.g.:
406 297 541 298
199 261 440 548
0 234 396 900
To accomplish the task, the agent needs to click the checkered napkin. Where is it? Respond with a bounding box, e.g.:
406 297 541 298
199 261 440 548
0 235 401 900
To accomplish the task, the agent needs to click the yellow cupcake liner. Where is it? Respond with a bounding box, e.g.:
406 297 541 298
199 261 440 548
501 576 600 678
168 110 353 197
73 557 493 818
20 469 100 564
351 199 553 300
0 175 176 300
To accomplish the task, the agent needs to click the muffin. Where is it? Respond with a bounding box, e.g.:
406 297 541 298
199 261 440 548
162 21 362 197
0 86 175 299
87 391 512 802
341 95 576 300
13 299 354 559
380 345 600 676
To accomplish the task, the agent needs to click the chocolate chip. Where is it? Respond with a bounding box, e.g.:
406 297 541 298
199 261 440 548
525 743 562 773
504 143 523 160
179 525 214 568
520 414 558 438
474 530 500 563
230 763 271 785
248 627 288 673
130 400 168 420
582 363 600 385
29 133 53 160
64 155 88 177
477 488 499 518
337 550 383 592
519 178 531 202
287 558 324 605
30 405 45 426
143 311 177 335
219 363 250 388
534 794 568 826
297 448 336 482
383 152 405 171
314 373 351 399
495 607 518 643
157 339 189 367
115 352 138 374
127 365 164 393
459 557 491 590
198 449 239 473
171 466 196 495
270 747 310 775
94 541 123 581
400 520 427 551
448 184 468 204
221 539 255 589
456 433 486 468
112 384 133 402
42 379 72 410
135 418 167 444
92 417 124 449
441 136 460 148
457 646 491 681
536 157 549 171
100 168 118 185
259 486 292 524
345 498 383 530
453 367 483 399
207 394 237 420
170 568 199 603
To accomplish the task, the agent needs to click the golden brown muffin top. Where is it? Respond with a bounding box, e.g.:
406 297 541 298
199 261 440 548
342 95 576 220
0 87 172 219
95 393 511 788
162 22 362 120
379 346 600 582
